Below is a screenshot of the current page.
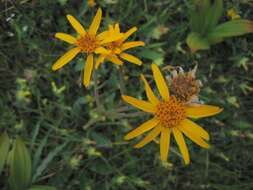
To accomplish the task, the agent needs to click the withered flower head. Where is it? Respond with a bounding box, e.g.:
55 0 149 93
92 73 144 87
169 65 202 104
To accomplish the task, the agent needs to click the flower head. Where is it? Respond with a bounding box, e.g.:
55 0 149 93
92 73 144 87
95 24 145 69
122 64 223 164
169 65 202 104
52 8 120 87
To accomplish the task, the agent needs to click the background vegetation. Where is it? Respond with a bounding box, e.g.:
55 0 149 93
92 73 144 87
0 0 253 189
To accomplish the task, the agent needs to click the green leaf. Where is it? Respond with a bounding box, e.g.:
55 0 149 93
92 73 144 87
186 32 210 53
208 19 253 39
27 185 57 190
206 0 223 32
137 49 164 64
0 132 10 174
32 131 50 172
189 3 201 32
91 132 112 148
9 137 32 190
198 0 211 35
190 0 211 34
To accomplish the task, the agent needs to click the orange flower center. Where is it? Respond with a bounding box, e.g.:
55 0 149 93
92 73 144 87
155 96 185 128
105 41 122 53
76 34 99 53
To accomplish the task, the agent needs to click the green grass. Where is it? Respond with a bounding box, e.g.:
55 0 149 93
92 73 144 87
1 0 253 189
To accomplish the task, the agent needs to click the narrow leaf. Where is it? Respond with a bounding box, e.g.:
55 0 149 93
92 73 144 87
0 132 10 174
208 19 253 39
32 131 51 171
200 0 211 34
9 137 32 190
189 3 201 32
32 142 67 182
206 0 223 32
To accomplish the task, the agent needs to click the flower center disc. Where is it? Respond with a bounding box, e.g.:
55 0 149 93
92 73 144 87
76 34 99 53
155 96 185 128
171 75 199 102
105 41 122 54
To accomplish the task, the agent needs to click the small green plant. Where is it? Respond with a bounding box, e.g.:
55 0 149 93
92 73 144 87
187 0 253 53
0 133 57 190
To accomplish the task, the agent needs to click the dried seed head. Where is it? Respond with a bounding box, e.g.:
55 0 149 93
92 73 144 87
170 65 201 103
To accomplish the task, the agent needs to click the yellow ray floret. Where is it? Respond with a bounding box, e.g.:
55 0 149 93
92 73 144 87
122 63 223 165
94 24 145 69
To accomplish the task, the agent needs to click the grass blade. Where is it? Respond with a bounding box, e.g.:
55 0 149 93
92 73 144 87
206 0 223 32
32 142 68 182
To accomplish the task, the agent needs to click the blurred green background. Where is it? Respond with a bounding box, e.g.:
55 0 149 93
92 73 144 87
0 0 253 189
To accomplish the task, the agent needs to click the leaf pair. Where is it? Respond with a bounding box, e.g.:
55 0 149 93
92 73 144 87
187 0 253 53
8 137 32 190
0 133 57 190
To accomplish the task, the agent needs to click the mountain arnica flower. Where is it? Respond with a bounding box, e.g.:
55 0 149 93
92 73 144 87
52 8 121 87
122 64 223 165
94 23 145 69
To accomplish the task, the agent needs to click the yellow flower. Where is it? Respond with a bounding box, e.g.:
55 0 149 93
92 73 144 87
52 8 120 87
88 0 96 7
122 64 223 165
227 8 241 20
94 23 145 69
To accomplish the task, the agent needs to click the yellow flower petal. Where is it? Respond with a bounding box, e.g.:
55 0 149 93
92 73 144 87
97 31 108 40
100 34 123 44
121 41 145 51
124 117 159 140
151 63 170 101
160 127 171 161
122 95 156 113
134 126 162 148
95 47 110 55
173 128 190 165
95 55 106 69
115 23 120 33
186 104 223 119
140 74 159 105
83 54 94 87
52 47 80 71
55 33 77 44
181 119 210 140
122 26 137 42
88 8 102 35
179 122 210 148
120 53 142 65
97 24 123 44
66 15 86 35
108 24 114 33
108 55 123 65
